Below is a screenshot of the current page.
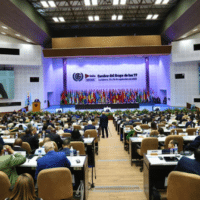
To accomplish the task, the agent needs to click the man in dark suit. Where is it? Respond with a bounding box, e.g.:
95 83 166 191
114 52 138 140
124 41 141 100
174 148 200 175
59 138 77 156
100 112 108 138
13 138 26 152
35 141 71 180
20 129 39 152
185 136 200 151
46 130 63 149
84 120 95 132
185 118 195 128
0 83 8 99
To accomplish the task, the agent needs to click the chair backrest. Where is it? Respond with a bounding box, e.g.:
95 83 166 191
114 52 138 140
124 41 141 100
18 132 25 138
52 141 58 152
0 171 11 200
92 121 98 126
84 129 98 143
62 132 71 138
22 142 31 154
140 138 158 155
167 171 200 200
164 135 183 152
82 122 88 126
73 125 82 130
38 167 73 200
186 128 197 136
140 124 150 130
0 125 6 130
134 122 142 125
150 130 159 137
158 123 165 128
125 125 133 130
170 128 183 135
70 141 86 155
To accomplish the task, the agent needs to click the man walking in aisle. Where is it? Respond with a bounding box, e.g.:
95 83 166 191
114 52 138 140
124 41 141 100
100 112 108 138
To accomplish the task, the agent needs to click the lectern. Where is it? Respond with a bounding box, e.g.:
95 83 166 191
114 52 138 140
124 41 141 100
32 102 40 112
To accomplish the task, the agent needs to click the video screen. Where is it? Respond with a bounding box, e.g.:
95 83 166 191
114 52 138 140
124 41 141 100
0 71 14 99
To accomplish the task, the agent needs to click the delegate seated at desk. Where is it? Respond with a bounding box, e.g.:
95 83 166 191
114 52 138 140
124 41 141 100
174 148 200 175
162 139 179 154
35 141 71 180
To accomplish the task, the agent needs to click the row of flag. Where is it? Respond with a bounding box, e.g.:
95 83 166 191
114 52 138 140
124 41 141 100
61 89 156 105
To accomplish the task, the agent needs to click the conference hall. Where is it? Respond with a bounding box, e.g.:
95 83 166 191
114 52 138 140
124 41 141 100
0 0 200 200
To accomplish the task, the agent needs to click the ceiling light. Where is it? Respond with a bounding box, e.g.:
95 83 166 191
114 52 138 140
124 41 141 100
2 26 8 29
26 39 31 43
53 17 59 22
182 35 187 38
162 0 169 4
15 34 20 37
155 0 162 4
112 15 117 20
88 16 93 21
48 1 56 7
1 32 6 35
84 0 91 6
118 15 123 20
41 1 49 7
120 0 126 5
92 0 98 5
193 29 198 32
146 14 153 19
152 14 159 19
94 16 99 21
59 17 65 22
113 0 119 5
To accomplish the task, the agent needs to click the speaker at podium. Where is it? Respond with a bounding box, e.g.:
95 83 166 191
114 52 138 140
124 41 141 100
32 99 41 112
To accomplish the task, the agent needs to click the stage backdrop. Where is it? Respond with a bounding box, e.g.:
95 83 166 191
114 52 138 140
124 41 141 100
67 57 146 90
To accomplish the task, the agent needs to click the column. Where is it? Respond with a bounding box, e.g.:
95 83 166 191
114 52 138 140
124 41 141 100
63 58 67 91
145 57 150 92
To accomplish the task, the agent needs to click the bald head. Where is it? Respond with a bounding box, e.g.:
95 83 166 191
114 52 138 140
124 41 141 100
14 138 23 146
43 137 51 144
43 141 54 153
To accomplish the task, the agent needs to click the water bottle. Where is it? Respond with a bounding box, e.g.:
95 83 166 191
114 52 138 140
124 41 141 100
38 150 42 157
70 146 74 157
174 129 177 135
15 132 18 138
170 148 173 154
88 134 90 138
77 150 80 156
43 132 45 139
174 144 178 156
196 130 199 136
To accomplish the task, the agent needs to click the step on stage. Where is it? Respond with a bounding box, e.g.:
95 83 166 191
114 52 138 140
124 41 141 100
75 103 139 110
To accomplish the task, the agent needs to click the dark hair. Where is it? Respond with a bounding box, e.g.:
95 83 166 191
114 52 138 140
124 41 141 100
158 128 164 135
151 122 157 130
71 129 81 139
18 125 23 130
25 129 32 135
194 148 200 161
42 123 48 131
170 139 179 146
63 138 71 146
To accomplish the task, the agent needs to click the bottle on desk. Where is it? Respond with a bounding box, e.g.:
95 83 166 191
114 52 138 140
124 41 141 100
174 144 178 156
38 150 42 158
170 148 173 154
70 146 74 157
88 134 90 138
174 129 177 135
15 132 18 138
196 130 199 136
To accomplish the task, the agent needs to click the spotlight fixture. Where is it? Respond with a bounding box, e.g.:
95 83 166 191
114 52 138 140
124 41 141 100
84 0 91 6
193 29 198 32
92 0 98 5
15 34 20 37
112 15 117 20
48 1 56 7
94 16 99 21
40 1 49 7
152 14 159 19
88 16 93 21
118 15 123 20
52 17 59 22
1 32 6 35
2 26 8 29
120 0 126 5
113 0 119 5
59 17 65 22
155 0 162 4
162 0 169 4
146 14 153 19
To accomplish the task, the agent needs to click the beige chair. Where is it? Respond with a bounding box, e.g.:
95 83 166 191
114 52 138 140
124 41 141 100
125 125 134 129
82 122 88 126
22 142 31 154
73 125 82 130
70 141 86 155
140 124 150 130
186 128 197 136
0 125 6 130
92 121 98 126
157 123 165 128
167 171 200 200
0 171 11 200
18 132 25 138
163 135 183 152
38 168 73 200
62 132 71 138
150 130 159 137
170 128 183 135
134 122 142 126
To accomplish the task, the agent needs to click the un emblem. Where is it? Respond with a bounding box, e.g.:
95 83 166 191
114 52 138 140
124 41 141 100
73 73 83 81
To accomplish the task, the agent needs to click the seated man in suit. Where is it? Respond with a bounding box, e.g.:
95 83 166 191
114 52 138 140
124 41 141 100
185 136 200 151
0 144 26 187
185 117 195 128
59 138 77 156
20 129 39 153
174 148 200 175
46 129 63 149
13 138 26 152
122 118 133 128
84 120 95 132
35 141 71 180
63 124 72 133
162 139 179 154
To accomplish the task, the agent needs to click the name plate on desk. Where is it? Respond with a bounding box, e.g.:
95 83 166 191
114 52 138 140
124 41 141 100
147 150 162 155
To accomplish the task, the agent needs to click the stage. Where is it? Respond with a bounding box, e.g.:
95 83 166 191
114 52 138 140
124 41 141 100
43 103 172 113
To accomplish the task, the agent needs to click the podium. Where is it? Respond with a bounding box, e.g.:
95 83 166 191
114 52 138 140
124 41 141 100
32 102 40 112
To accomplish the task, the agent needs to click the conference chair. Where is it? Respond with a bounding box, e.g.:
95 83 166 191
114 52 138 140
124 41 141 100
0 125 6 130
38 168 73 200
82 122 88 126
157 123 165 129
0 171 11 200
84 129 99 155
22 142 31 154
125 125 134 129
170 128 183 135
150 130 159 137
62 132 71 138
136 138 158 172
18 132 25 138
134 122 142 126
163 135 183 152
186 128 197 136
92 121 98 126
70 141 86 155
140 124 150 130
167 171 200 200
73 125 82 130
